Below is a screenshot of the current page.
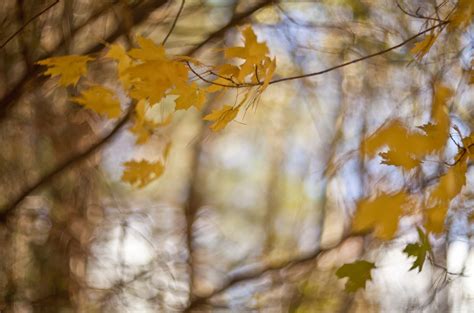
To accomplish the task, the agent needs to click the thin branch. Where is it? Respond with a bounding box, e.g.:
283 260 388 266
162 0 186 45
189 21 447 89
396 2 445 23
185 0 274 55
187 61 240 87
0 0 60 49
268 21 447 85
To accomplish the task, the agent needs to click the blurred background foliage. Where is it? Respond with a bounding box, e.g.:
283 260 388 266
0 0 473 312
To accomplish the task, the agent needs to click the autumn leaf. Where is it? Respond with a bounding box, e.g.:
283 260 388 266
37 55 94 87
336 260 376 292
106 43 132 87
121 160 164 188
203 105 240 132
128 36 167 62
127 61 188 104
410 34 437 60
172 82 207 110
430 158 467 204
425 154 468 233
362 120 427 170
379 150 420 170
448 0 474 32
71 85 121 118
403 227 432 272
225 26 269 81
130 100 158 144
353 192 410 240
362 84 452 171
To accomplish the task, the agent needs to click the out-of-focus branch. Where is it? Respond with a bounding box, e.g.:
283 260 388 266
0 103 136 223
0 0 59 49
185 0 275 55
184 234 361 312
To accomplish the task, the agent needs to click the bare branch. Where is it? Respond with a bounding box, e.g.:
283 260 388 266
162 0 186 45
0 0 60 49
184 234 360 312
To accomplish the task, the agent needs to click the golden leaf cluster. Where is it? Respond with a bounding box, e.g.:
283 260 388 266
37 26 276 188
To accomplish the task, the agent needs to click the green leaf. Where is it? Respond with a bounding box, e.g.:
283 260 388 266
403 227 432 272
335 260 376 292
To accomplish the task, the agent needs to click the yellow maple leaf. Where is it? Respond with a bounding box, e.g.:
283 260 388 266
363 84 452 171
425 149 468 233
225 26 270 81
432 83 453 121
424 203 449 234
37 55 94 87
121 160 164 188
130 100 158 144
203 105 240 132
71 85 121 118
379 150 420 170
362 120 430 170
431 157 467 204
128 36 168 62
172 82 207 110
127 60 188 105
410 34 437 60
353 192 410 240
106 43 132 87
127 61 174 104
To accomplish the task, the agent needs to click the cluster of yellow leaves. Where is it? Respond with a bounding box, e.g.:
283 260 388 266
337 84 463 290
358 84 462 237
203 26 276 131
358 84 471 238
37 26 276 188
223 26 276 87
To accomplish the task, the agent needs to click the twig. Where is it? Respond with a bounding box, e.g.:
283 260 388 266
396 2 445 23
0 0 60 49
162 0 185 45
190 22 448 89
187 61 241 88
268 21 447 85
